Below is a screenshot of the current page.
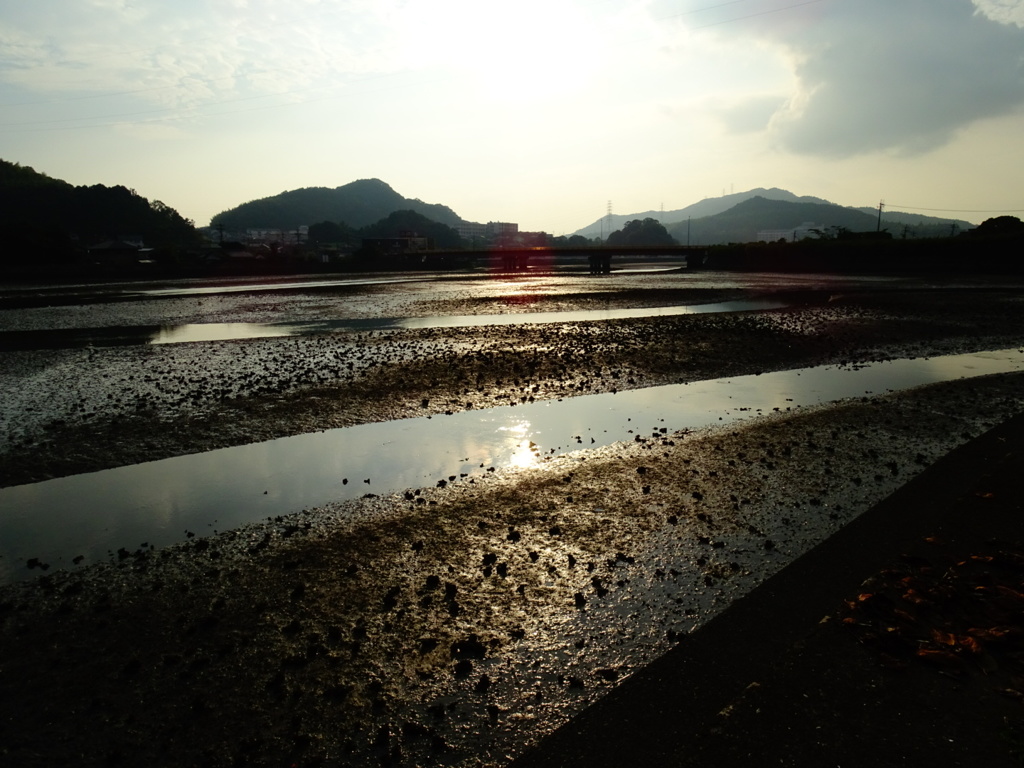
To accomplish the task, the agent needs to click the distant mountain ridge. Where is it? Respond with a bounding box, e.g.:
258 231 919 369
853 207 971 235
3 158 980 251
210 179 467 231
664 197 875 245
575 187 975 245
573 188 834 238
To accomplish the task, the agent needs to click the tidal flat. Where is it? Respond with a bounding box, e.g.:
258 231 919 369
2 268 1024 766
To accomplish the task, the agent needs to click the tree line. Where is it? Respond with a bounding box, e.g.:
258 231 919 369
1 160 201 267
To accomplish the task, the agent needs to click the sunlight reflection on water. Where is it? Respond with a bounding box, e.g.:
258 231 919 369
138 276 426 297
2 347 1023 583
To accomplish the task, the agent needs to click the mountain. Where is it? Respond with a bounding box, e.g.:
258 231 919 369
576 188 977 244
0 159 199 263
210 179 467 231
0 159 70 190
853 208 973 238
664 197 880 245
679 197 981 245
573 188 834 238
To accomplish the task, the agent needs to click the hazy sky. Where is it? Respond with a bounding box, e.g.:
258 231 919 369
2 0 1023 232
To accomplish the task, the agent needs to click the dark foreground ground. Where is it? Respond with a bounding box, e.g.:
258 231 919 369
514 411 1024 768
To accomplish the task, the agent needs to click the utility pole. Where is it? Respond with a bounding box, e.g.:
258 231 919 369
687 216 691 247
877 200 885 232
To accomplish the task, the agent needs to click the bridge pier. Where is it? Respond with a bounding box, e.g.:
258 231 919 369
588 254 612 274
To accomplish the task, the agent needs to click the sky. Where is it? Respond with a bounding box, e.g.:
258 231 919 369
1 0 1023 233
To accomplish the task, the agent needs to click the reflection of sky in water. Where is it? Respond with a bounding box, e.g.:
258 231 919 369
389 299 787 331
3 348 1023 583
138 276 426 297
1 300 791 350
151 323 299 343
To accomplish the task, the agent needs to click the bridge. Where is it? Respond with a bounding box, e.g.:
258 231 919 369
417 244 708 272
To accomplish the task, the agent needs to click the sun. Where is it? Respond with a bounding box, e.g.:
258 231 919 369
399 0 605 100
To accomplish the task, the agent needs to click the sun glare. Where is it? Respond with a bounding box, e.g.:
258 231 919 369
500 421 542 469
400 0 604 99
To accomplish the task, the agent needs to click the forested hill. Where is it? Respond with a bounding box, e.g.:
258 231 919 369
0 159 71 190
665 197 873 245
665 196 963 245
210 179 466 231
574 187 834 238
0 159 200 262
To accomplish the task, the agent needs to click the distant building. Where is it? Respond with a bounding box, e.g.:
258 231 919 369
487 221 519 248
219 241 266 260
455 220 523 247
246 226 308 244
487 221 518 237
456 222 488 241
756 222 823 243
88 237 147 265
361 235 431 254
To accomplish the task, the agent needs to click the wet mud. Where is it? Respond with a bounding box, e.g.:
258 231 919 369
3 277 1024 486
2 272 1024 766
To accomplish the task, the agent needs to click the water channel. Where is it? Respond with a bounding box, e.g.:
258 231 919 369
0 299 787 350
2 347 1023 584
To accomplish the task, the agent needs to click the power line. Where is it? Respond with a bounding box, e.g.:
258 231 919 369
659 0 754 18
886 204 1024 214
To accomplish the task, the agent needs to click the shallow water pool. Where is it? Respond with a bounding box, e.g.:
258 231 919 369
2 347 1022 583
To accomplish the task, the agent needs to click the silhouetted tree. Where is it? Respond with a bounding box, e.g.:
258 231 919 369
607 218 676 246
1 159 200 267
965 215 1024 238
359 210 463 249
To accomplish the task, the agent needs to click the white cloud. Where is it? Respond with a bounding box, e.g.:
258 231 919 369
973 0 1024 26
0 0 402 116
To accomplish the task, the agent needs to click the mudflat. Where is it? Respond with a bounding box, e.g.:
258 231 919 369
2 269 1024 766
